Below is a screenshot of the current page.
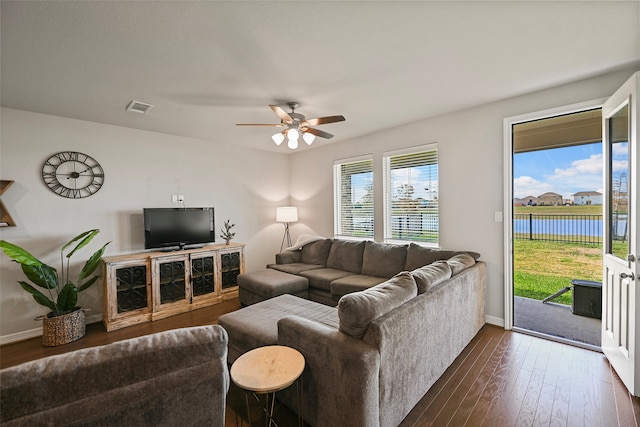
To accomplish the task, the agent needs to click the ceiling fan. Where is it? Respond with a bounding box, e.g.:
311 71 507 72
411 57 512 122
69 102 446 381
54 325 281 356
236 102 345 149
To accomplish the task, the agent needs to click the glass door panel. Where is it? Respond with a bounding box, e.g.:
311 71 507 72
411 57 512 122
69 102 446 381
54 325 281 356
608 105 630 260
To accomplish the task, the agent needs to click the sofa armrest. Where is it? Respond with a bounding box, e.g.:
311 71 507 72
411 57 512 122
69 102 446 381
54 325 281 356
275 250 302 264
278 315 380 427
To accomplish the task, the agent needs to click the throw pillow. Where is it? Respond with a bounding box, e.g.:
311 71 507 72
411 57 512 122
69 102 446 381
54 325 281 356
360 241 408 278
447 253 476 275
410 260 452 294
338 272 418 339
326 240 366 274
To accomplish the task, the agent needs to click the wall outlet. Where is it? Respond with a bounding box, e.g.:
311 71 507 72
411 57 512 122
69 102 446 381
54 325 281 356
171 195 178 203
494 211 503 222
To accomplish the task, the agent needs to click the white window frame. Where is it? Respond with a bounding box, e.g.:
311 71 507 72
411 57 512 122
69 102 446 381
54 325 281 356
383 144 439 246
333 154 374 240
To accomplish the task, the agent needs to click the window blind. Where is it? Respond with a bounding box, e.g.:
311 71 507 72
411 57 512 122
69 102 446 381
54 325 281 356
383 146 439 244
334 157 374 239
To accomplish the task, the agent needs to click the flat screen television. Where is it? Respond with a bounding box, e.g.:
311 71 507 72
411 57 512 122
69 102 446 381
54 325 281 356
143 207 215 250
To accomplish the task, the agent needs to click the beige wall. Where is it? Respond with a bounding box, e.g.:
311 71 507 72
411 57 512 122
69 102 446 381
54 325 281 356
0 108 290 342
1 66 637 342
288 67 638 325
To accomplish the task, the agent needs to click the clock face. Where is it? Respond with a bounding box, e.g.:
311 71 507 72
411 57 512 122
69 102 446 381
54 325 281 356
42 151 104 198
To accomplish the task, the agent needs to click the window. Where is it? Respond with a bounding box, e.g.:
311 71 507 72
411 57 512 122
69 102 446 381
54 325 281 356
334 156 374 239
383 145 439 245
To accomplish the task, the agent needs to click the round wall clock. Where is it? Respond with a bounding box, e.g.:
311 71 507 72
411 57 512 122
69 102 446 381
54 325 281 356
42 151 105 198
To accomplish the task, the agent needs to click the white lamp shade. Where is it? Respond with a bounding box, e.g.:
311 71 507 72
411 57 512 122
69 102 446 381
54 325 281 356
287 138 299 149
272 132 285 145
276 206 298 223
302 132 316 145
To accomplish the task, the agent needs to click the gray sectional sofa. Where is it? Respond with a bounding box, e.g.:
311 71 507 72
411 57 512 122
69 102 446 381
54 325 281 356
239 238 480 306
220 238 486 427
0 326 230 426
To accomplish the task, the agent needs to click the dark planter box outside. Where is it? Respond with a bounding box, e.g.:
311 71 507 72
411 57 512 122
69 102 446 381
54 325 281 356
572 279 602 319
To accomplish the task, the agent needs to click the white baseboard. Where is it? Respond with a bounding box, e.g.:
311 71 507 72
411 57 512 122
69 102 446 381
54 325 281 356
485 315 504 328
0 313 103 346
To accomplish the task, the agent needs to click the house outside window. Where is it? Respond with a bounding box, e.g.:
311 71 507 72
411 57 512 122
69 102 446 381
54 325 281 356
333 155 374 239
383 145 439 245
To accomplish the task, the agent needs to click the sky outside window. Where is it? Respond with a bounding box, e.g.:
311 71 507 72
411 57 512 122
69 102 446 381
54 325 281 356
514 142 604 200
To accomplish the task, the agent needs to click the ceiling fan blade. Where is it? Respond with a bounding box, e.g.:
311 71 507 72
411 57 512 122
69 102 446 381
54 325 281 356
302 115 346 127
236 123 285 127
303 127 334 139
270 105 293 124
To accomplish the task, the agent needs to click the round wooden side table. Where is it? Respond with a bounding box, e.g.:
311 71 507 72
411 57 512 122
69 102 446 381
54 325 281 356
231 345 305 427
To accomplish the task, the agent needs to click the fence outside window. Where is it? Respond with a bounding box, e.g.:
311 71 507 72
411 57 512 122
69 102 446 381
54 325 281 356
513 213 605 244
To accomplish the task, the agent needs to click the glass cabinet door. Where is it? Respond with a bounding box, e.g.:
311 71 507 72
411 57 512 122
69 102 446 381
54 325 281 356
152 255 190 310
103 258 152 331
115 263 149 313
219 249 243 291
191 253 216 297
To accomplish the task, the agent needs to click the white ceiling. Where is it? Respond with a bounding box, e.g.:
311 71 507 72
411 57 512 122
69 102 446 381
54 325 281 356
2 1 639 153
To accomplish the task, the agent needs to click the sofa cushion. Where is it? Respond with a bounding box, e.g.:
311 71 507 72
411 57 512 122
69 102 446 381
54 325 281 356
268 263 324 275
447 253 476 275
330 275 388 297
404 243 480 271
338 272 417 338
300 268 355 291
326 240 366 274
410 260 452 294
275 250 302 264
301 239 333 266
360 241 408 278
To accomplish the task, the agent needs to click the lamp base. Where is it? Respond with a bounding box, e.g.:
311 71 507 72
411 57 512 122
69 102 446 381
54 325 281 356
280 222 292 252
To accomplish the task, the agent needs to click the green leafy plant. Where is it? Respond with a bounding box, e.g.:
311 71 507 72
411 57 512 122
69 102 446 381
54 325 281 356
0 229 110 317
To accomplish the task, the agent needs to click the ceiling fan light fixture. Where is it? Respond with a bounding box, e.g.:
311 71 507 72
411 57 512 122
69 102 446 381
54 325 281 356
272 132 285 146
302 132 315 145
288 128 299 141
236 103 345 150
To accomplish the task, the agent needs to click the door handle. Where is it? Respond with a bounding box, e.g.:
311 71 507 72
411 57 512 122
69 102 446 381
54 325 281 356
620 272 635 280
627 254 636 269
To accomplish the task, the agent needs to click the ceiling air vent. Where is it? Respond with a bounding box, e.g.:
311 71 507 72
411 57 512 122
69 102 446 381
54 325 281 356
126 100 153 114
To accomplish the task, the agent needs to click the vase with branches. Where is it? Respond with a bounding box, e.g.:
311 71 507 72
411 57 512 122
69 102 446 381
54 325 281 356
220 219 236 245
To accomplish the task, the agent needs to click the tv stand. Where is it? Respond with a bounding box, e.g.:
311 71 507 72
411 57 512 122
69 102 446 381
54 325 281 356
102 243 244 331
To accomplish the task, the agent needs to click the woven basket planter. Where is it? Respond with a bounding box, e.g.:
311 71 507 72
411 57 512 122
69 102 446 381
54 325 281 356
41 308 86 346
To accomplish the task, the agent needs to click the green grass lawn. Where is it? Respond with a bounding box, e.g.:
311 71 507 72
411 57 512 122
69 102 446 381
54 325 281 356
513 239 602 305
513 204 607 305
513 206 628 304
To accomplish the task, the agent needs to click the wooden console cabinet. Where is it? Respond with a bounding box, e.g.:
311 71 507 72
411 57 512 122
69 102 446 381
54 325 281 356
102 243 244 331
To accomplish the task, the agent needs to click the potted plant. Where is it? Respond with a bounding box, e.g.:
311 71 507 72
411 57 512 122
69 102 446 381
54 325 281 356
0 229 110 346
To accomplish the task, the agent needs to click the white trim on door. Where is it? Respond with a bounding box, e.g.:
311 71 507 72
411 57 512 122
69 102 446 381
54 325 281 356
502 98 607 330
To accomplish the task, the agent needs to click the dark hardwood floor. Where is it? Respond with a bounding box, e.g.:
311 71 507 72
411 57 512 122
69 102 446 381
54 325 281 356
2 300 639 426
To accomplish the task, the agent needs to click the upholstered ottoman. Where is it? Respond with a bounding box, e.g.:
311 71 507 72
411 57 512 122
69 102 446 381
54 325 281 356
237 268 309 305
218 294 338 362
